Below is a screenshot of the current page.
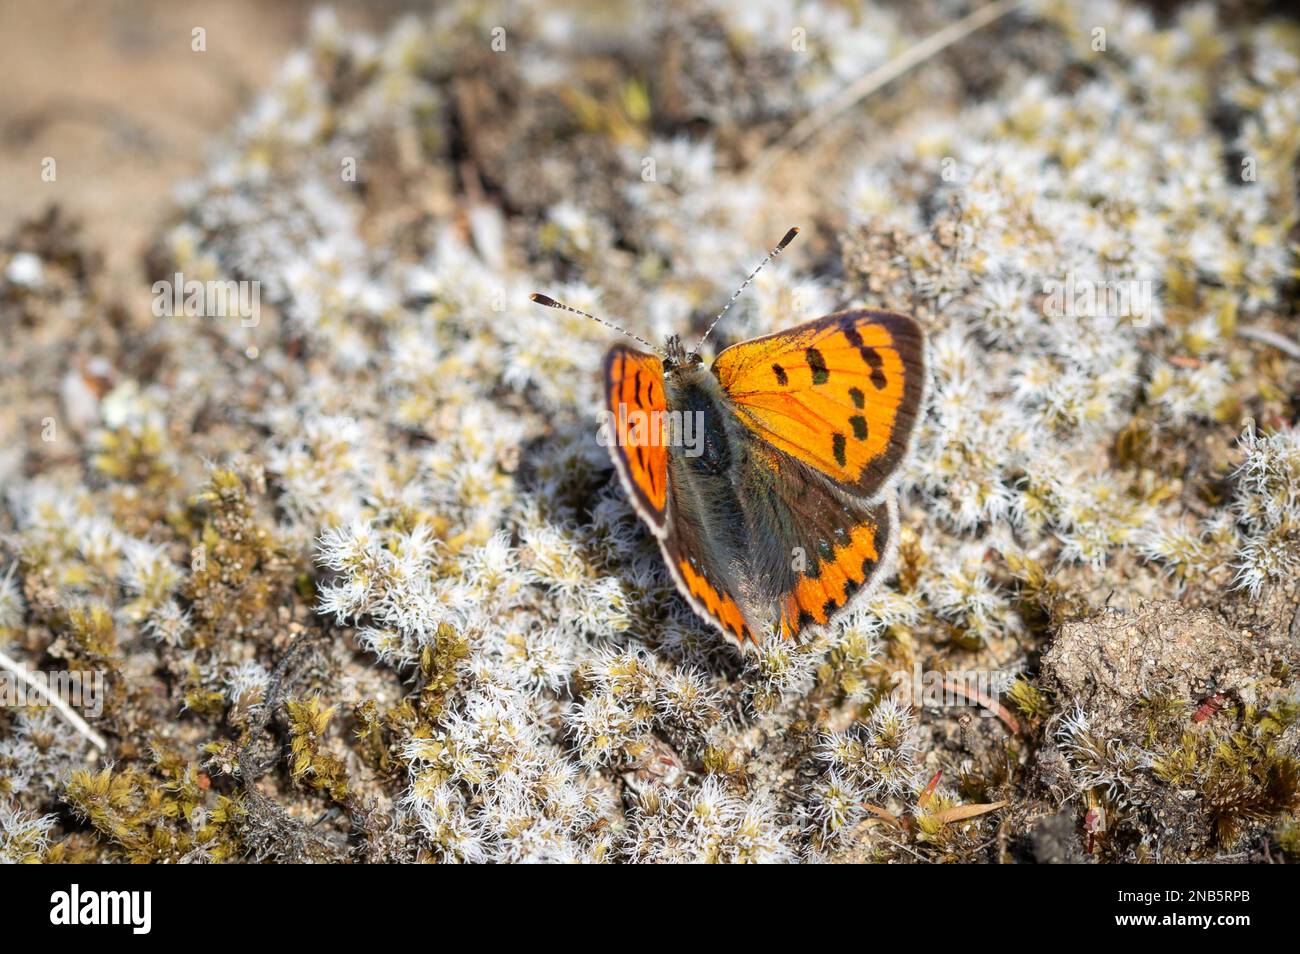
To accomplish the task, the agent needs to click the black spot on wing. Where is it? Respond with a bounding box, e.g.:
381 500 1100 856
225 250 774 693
841 319 889 389
850 415 868 440
807 347 829 385
849 387 865 409
772 363 788 386
862 347 888 390
832 433 846 467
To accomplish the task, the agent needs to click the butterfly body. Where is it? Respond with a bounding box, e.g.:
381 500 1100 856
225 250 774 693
658 364 762 610
662 363 735 478
603 309 926 650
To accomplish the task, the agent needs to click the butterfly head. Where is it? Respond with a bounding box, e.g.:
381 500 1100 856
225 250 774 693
662 334 703 374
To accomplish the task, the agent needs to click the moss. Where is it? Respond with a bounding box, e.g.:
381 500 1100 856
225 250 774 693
417 623 471 720
184 468 295 647
1275 815 1300 860
91 420 176 494
1042 608 1300 860
354 696 431 781
60 603 119 672
286 695 351 804
63 752 244 863
1199 701 1300 847
701 744 748 781
1002 551 1090 633
1006 678 1051 723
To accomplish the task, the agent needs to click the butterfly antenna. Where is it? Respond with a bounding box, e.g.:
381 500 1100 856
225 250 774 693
692 226 800 354
529 293 659 352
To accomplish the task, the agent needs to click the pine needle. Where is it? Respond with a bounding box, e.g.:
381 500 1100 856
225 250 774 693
1239 325 1300 361
751 0 1029 177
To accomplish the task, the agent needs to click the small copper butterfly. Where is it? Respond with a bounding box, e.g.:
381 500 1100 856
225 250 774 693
532 228 926 649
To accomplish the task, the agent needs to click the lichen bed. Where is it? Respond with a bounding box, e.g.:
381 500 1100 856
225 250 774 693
1 1 1298 863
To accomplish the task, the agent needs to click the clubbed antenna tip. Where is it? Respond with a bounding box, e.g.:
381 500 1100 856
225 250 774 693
692 226 802 354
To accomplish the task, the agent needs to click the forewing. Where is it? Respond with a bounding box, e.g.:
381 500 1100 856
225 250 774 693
603 345 670 534
711 310 925 499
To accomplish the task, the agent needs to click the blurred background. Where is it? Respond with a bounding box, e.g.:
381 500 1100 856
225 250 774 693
0 1 412 285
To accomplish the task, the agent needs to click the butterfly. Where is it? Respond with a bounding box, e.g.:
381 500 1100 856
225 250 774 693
532 228 925 650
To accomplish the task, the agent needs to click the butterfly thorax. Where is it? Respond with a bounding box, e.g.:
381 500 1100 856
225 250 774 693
658 360 752 575
662 361 731 470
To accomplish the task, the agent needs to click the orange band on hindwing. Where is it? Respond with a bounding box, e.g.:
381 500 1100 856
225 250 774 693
674 557 755 645
778 505 891 640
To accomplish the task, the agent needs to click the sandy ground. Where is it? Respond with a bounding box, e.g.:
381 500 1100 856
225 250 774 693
0 1 408 286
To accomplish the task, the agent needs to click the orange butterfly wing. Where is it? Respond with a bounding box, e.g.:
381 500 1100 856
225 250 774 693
775 494 897 641
712 310 925 499
662 515 760 647
605 345 759 644
603 345 669 533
